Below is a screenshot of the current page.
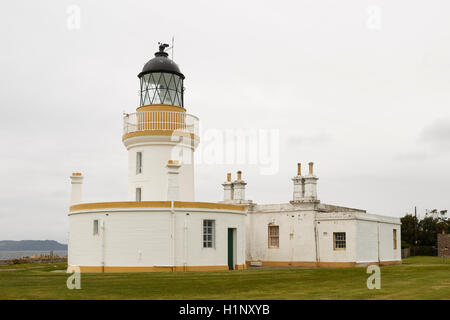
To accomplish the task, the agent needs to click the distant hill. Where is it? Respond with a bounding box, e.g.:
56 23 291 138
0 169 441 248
0 240 67 251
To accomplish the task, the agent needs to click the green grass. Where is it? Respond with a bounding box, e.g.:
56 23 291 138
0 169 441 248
0 256 449 300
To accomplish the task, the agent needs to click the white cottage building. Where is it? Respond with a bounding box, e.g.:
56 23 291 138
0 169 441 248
223 164 401 267
67 44 401 272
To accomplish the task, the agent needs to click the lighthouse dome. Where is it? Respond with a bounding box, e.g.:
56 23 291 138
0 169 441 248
138 43 185 107
138 44 184 79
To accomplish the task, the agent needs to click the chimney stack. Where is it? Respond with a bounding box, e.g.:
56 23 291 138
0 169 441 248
70 172 84 205
292 163 304 202
304 162 319 202
222 172 234 201
233 170 247 201
166 160 181 201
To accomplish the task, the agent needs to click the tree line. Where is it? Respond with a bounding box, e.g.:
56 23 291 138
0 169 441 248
401 209 449 248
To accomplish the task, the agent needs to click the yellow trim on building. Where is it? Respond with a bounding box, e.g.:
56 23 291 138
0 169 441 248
70 264 247 273
122 130 198 141
172 201 246 211
137 104 186 113
246 260 402 268
69 201 246 213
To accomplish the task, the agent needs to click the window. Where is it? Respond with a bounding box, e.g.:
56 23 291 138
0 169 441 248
136 152 142 174
393 229 397 249
93 220 99 235
136 188 142 202
333 232 346 250
203 220 215 248
268 225 279 248
140 72 183 107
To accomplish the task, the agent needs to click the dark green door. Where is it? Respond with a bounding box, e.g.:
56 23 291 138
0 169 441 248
228 228 234 270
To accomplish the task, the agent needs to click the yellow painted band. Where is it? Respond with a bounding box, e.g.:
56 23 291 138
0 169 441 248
122 130 199 141
137 104 186 113
70 201 246 212
246 260 402 268
69 264 247 273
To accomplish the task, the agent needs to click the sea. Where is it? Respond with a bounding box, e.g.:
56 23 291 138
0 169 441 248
0 250 67 261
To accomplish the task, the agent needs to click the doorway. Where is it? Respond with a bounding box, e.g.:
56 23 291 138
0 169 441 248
227 228 236 270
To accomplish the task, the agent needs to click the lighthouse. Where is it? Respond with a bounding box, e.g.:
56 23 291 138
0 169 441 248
68 43 401 273
123 43 199 201
68 43 247 272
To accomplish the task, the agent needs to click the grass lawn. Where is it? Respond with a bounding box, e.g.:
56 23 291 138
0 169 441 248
0 256 449 300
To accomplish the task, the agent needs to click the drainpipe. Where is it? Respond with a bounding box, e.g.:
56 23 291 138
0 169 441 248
314 213 320 266
377 222 381 265
171 200 175 271
184 213 189 271
290 218 295 263
101 219 105 273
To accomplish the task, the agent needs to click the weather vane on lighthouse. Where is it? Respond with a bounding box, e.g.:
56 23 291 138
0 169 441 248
158 42 169 52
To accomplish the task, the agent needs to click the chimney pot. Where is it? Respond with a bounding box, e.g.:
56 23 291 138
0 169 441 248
227 173 231 182
297 163 301 176
237 170 242 181
70 172 84 204
308 162 314 175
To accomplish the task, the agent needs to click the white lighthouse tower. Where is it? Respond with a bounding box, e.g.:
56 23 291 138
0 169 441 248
123 43 199 201
68 43 247 272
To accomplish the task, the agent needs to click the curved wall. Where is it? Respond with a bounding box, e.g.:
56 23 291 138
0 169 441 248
124 135 197 201
68 202 246 272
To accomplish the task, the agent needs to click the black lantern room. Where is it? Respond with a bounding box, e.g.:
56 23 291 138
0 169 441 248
138 43 185 108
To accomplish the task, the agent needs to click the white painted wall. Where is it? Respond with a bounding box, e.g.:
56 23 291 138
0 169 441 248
378 221 401 262
245 204 401 265
173 210 246 267
124 135 196 201
316 214 357 263
68 207 246 268
246 204 317 263
355 219 379 263
353 213 401 263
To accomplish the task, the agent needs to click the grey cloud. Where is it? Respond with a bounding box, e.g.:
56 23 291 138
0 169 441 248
419 117 450 151
287 133 333 147
393 151 429 161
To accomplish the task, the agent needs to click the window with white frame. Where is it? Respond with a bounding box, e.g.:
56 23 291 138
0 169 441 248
136 152 142 174
203 220 215 248
136 187 142 202
333 232 346 250
268 225 279 248
93 220 99 235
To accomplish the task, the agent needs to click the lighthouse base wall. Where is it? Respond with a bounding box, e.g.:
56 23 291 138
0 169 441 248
68 202 246 272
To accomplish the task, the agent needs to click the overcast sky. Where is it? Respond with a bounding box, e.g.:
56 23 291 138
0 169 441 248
0 0 449 243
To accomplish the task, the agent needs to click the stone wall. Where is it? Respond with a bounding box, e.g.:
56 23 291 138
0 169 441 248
437 233 450 257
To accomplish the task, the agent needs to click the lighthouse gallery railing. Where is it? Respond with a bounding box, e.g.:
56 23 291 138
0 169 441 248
123 110 199 137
